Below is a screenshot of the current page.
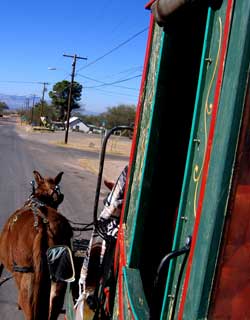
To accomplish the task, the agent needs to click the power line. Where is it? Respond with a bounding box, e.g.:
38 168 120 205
76 27 148 72
0 80 50 84
0 64 143 90
84 74 142 89
77 73 138 91
0 71 141 99
106 65 143 77
77 64 142 84
86 87 138 98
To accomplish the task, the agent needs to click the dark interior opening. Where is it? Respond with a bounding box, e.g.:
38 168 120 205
136 3 209 317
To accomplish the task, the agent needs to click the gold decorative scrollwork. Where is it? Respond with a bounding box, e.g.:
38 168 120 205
193 17 222 217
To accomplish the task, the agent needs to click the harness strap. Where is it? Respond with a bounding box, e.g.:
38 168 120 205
27 198 49 228
12 198 49 228
31 204 48 228
13 264 34 273
0 275 13 286
11 198 49 273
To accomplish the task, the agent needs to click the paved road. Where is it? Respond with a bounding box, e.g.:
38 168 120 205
0 117 127 319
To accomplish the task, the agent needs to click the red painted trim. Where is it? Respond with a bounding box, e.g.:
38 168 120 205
128 13 155 175
178 1 234 319
145 0 156 10
116 14 155 320
117 229 135 320
118 227 126 320
114 13 154 273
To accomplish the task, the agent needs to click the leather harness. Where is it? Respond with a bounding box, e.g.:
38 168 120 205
12 198 50 273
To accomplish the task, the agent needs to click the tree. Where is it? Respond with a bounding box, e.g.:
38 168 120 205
79 104 136 129
101 104 136 129
48 80 83 120
16 102 58 126
0 101 9 114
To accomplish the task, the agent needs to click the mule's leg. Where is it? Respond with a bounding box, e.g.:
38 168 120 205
49 281 67 320
16 273 34 320
12 273 23 311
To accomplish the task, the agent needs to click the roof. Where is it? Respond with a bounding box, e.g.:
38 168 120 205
69 116 79 124
64 117 88 126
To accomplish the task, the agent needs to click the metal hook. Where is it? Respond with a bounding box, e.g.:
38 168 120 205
30 180 35 194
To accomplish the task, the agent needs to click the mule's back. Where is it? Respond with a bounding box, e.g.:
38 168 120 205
0 205 72 272
0 170 73 320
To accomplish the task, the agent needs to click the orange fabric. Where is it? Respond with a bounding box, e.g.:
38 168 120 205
211 185 250 319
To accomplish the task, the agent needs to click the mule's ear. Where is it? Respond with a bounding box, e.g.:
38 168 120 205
55 172 64 185
33 170 44 184
104 179 115 191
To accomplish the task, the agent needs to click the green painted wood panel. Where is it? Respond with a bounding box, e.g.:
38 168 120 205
112 1 250 319
187 1 250 318
123 267 150 320
163 3 228 319
125 22 164 265
112 287 120 320
113 268 149 320
121 3 209 319
112 22 164 319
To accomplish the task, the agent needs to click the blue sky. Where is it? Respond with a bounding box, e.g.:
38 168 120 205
0 0 150 113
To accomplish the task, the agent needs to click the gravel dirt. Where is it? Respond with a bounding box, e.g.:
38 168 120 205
15 120 132 182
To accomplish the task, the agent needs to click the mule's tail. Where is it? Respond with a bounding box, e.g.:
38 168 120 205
32 228 50 320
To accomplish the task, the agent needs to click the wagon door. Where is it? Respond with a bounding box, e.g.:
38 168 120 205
163 1 250 319
112 1 250 320
112 1 209 319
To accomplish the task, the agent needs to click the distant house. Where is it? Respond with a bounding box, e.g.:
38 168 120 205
65 117 89 133
87 124 103 134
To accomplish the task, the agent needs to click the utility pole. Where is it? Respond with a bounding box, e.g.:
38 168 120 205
63 53 87 144
26 97 29 110
40 82 49 126
31 95 36 125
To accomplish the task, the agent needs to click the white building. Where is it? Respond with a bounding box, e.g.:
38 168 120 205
66 117 89 133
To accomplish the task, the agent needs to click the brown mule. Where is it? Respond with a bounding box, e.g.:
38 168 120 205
0 170 73 320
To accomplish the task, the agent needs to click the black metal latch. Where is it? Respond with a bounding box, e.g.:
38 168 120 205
154 235 192 288
151 236 192 319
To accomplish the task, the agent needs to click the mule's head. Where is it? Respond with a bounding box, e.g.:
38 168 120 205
32 171 64 209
